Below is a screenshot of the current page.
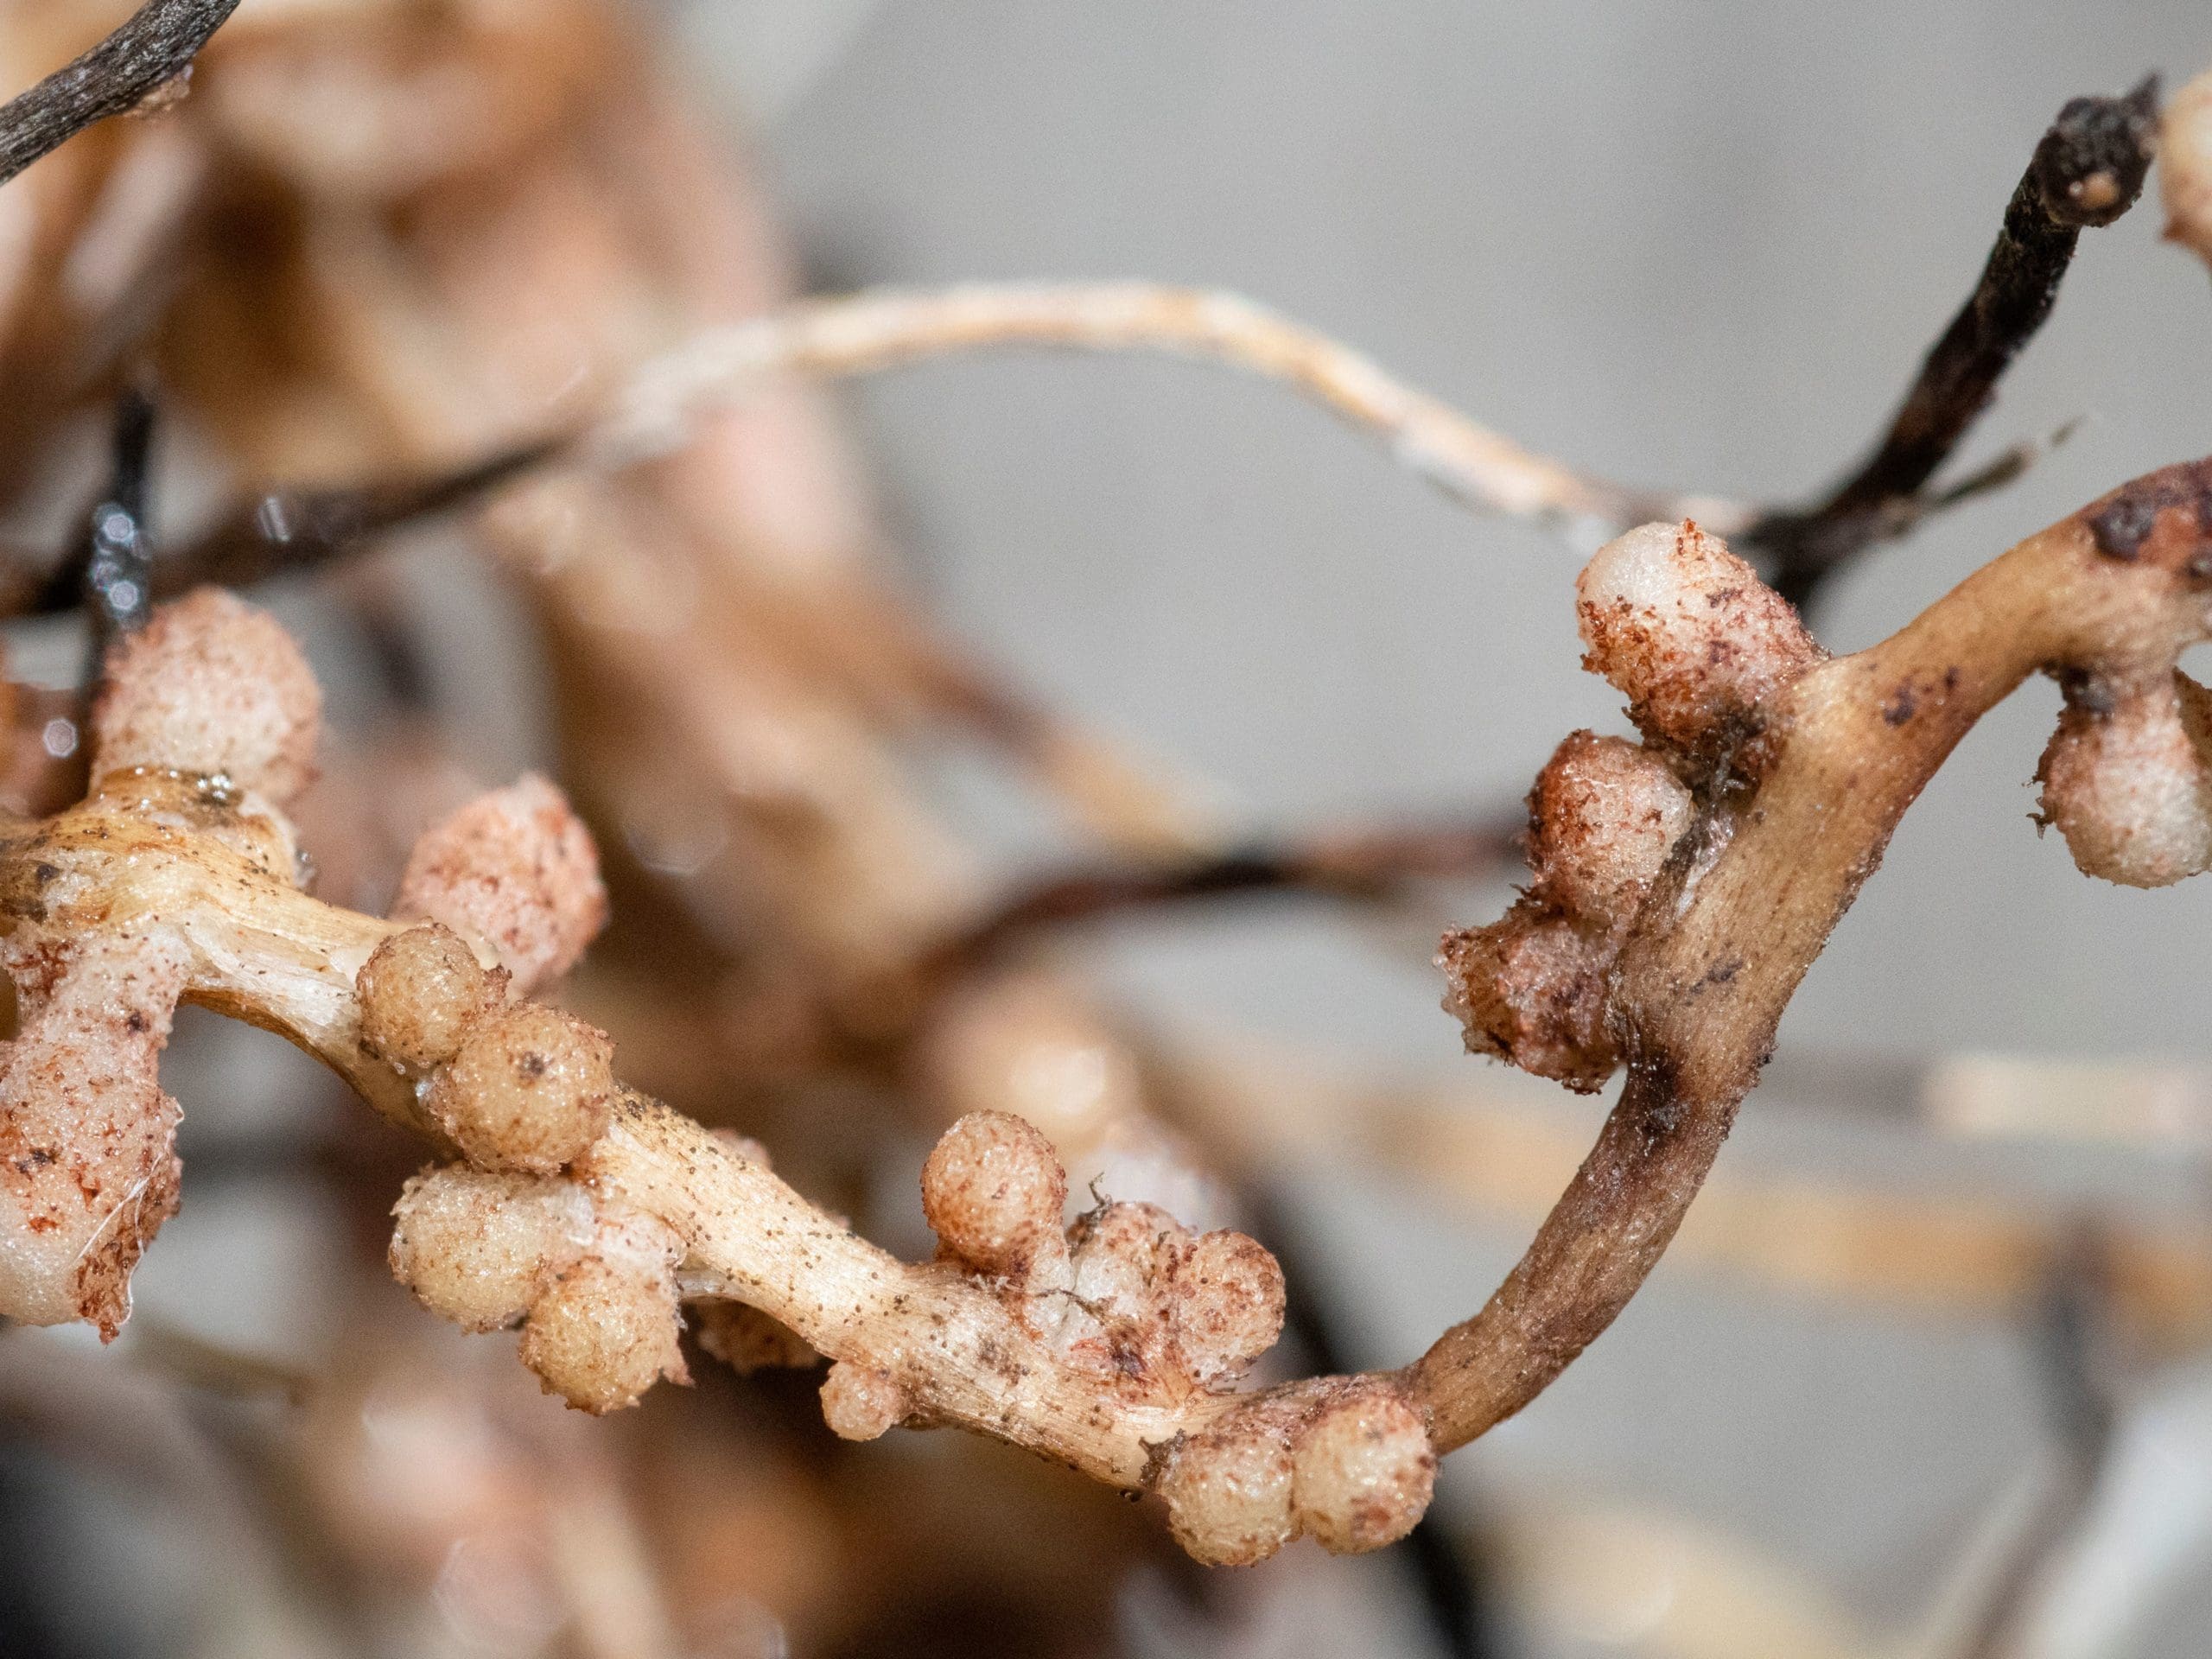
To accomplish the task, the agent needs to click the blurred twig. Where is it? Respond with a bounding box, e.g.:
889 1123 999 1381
1166 1040 2212 1347
1954 1236 2118 1659
95 437 557 611
921 810 1519 982
126 1318 318 1405
0 1329 334 1652
0 236 2105 634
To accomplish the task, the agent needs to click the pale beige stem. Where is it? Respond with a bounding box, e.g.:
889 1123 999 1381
0 801 1230 1488
591 282 1748 535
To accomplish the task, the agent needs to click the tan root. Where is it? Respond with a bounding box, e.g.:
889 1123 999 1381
0 589 322 1337
3 453 2212 1561
1420 460 2212 1452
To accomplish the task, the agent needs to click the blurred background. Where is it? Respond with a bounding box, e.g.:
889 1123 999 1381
4 2 2212 1656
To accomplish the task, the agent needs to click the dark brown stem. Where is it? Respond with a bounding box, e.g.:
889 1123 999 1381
1402 1058 1737 1450
0 0 241 188
0 440 557 620
1750 79 2159 611
144 439 560 601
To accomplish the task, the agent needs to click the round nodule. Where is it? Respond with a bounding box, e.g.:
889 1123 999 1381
426 1002 615 1173
358 922 495 1071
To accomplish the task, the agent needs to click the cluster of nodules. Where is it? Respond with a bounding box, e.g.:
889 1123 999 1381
1155 1374 1438 1567
837 1110 1433 1563
373 923 689 1414
0 588 633 1344
1439 522 1823 1090
901 1109 1288 1398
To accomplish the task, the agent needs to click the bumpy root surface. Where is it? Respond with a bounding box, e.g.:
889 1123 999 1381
33 459 2212 1567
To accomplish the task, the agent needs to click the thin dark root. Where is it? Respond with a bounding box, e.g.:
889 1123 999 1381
1746 77 2160 612
83 378 161 651
154 438 564 602
0 437 562 624
0 0 242 188
922 813 1519 983
1953 1234 2116 1659
1248 1179 1494 1659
